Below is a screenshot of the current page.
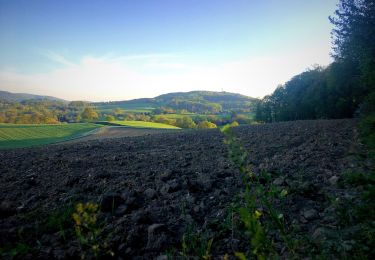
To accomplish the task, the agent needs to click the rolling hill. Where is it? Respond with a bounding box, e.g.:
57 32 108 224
94 91 258 113
1 90 257 114
0 90 66 102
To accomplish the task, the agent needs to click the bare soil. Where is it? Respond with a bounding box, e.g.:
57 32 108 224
64 126 180 144
0 119 366 259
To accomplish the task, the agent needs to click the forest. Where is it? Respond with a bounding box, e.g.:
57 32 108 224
255 0 375 123
0 100 86 124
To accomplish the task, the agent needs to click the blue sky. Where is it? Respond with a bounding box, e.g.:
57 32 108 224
0 0 338 101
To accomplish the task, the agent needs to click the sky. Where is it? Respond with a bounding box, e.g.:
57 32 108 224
0 0 339 101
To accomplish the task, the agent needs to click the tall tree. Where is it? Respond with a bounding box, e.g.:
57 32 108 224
330 0 375 98
255 0 375 122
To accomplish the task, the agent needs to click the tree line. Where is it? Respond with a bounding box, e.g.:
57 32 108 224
255 0 375 122
0 100 81 124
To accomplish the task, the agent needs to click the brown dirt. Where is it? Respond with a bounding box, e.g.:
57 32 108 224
0 119 366 259
64 126 181 144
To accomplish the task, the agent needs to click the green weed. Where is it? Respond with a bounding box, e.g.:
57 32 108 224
221 124 298 259
181 225 214 260
0 243 31 258
72 202 114 259
319 116 375 258
46 202 76 240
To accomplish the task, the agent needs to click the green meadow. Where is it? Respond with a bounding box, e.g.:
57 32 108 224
0 123 101 149
95 102 156 114
107 120 180 129
98 108 154 114
153 112 254 121
154 113 195 120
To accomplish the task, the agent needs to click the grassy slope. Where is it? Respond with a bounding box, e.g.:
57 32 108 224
108 120 180 129
95 102 155 113
154 113 195 119
154 113 254 120
98 108 154 114
0 123 100 149
154 113 229 120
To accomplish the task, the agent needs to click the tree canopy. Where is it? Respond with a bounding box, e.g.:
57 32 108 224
175 116 197 129
255 0 375 122
197 120 217 129
81 107 99 121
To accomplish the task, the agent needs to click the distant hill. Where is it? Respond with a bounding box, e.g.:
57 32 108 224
0 89 258 114
0 90 67 102
155 91 257 111
155 91 254 103
94 91 258 113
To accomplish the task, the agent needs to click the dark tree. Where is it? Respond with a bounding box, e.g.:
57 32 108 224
330 0 375 99
255 0 375 122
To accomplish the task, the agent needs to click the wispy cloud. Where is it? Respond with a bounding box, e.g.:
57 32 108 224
43 50 76 67
0 47 332 101
143 61 189 70
111 53 184 62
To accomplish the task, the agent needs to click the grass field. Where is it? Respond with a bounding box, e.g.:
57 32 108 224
106 120 180 129
96 102 156 114
0 123 101 149
154 113 195 120
98 108 154 114
153 113 252 122
153 113 254 119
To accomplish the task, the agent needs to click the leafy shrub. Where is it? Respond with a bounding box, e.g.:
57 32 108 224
72 202 114 258
197 120 217 129
175 116 197 128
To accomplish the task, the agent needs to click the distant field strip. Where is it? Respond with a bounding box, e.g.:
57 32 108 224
154 113 195 119
0 123 100 149
109 121 180 129
98 108 154 113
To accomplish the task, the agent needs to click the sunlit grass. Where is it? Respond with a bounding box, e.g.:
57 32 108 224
108 120 180 129
0 123 100 149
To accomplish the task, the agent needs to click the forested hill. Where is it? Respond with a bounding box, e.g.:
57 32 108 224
155 91 256 109
94 91 258 113
0 90 66 102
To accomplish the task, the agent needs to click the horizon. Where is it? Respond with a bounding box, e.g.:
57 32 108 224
1 88 254 102
0 0 338 101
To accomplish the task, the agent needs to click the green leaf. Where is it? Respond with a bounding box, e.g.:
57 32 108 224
235 251 247 260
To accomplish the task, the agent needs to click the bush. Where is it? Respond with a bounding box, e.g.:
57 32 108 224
197 120 217 129
175 116 196 129
106 115 115 121
154 115 176 126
